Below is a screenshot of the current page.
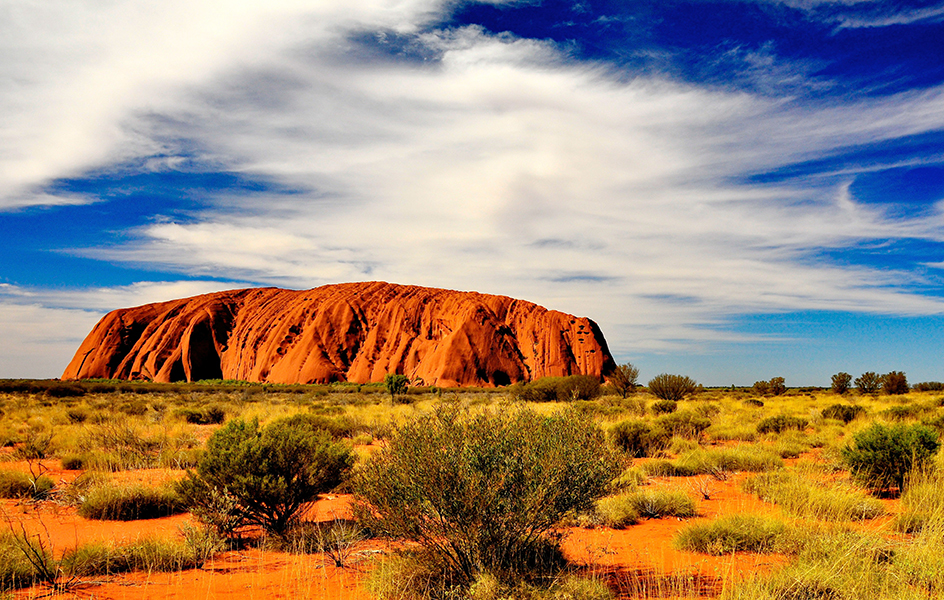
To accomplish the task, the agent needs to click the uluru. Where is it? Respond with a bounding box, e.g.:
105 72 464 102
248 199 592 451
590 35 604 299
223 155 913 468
62 282 615 387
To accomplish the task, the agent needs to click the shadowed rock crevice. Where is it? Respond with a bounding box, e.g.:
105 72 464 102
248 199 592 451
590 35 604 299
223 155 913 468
63 282 615 387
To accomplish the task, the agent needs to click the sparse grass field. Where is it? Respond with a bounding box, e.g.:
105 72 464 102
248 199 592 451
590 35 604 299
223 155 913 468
0 378 942 599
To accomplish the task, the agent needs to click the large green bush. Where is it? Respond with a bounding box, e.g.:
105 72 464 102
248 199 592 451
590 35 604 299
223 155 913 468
841 423 939 494
647 374 698 401
177 416 353 537
352 407 618 584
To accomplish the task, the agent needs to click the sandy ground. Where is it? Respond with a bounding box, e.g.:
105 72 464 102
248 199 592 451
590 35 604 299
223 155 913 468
1 456 866 599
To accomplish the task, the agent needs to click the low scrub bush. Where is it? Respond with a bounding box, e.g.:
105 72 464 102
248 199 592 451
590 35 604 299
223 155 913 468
674 514 788 555
647 374 698 401
511 375 603 403
0 469 54 500
654 410 712 439
756 415 808 434
178 415 354 537
650 400 677 415
610 420 669 457
841 423 940 494
353 407 618 584
913 381 944 392
78 481 185 521
174 405 226 425
821 403 865 423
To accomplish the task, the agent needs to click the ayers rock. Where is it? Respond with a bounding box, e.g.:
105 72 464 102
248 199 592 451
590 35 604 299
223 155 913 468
63 282 615 387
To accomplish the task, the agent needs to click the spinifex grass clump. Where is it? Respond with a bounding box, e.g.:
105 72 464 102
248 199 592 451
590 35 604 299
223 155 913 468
60 527 222 577
354 406 618 587
674 514 789 555
0 531 48 591
78 481 185 521
743 470 885 521
595 489 697 528
0 469 54 499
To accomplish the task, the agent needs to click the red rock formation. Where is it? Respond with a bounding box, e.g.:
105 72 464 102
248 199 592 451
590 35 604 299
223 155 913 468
62 282 615 387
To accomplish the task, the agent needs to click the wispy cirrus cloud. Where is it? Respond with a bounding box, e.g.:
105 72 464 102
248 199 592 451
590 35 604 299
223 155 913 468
2 1 944 380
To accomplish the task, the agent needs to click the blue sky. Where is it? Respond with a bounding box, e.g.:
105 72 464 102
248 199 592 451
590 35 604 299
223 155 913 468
2 0 944 385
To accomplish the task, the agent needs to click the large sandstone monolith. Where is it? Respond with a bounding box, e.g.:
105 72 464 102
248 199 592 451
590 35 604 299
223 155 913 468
62 282 615 387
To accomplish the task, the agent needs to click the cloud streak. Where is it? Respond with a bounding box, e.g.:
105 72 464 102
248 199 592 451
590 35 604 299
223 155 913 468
2 1 944 377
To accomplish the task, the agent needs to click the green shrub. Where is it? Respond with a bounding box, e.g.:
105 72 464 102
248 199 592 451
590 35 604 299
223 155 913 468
0 469 54 500
647 374 698 401
353 407 617 584
674 514 787 555
650 400 678 415
78 482 185 521
654 410 712 439
821 403 865 423
841 423 940 494
610 420 669 458
883 371 909 395
177 416 354 537
831 372 852 395
913 381 944 392
756 415 808 434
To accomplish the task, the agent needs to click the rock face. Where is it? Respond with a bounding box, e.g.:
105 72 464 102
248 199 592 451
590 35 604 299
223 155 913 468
62 282 615 387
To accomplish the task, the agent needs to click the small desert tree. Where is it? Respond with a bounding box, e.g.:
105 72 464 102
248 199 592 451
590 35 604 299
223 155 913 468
841 423 939 494
831 372 852 395
648 374 698 401
384 373 409 401
178 417 353 537
882 371 909 395
353 407 617 584
855 371 882 395
609 363 640 398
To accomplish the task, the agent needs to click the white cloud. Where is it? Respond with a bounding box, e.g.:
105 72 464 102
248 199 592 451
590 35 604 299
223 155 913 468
3 1 944 376
0 280 251 377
